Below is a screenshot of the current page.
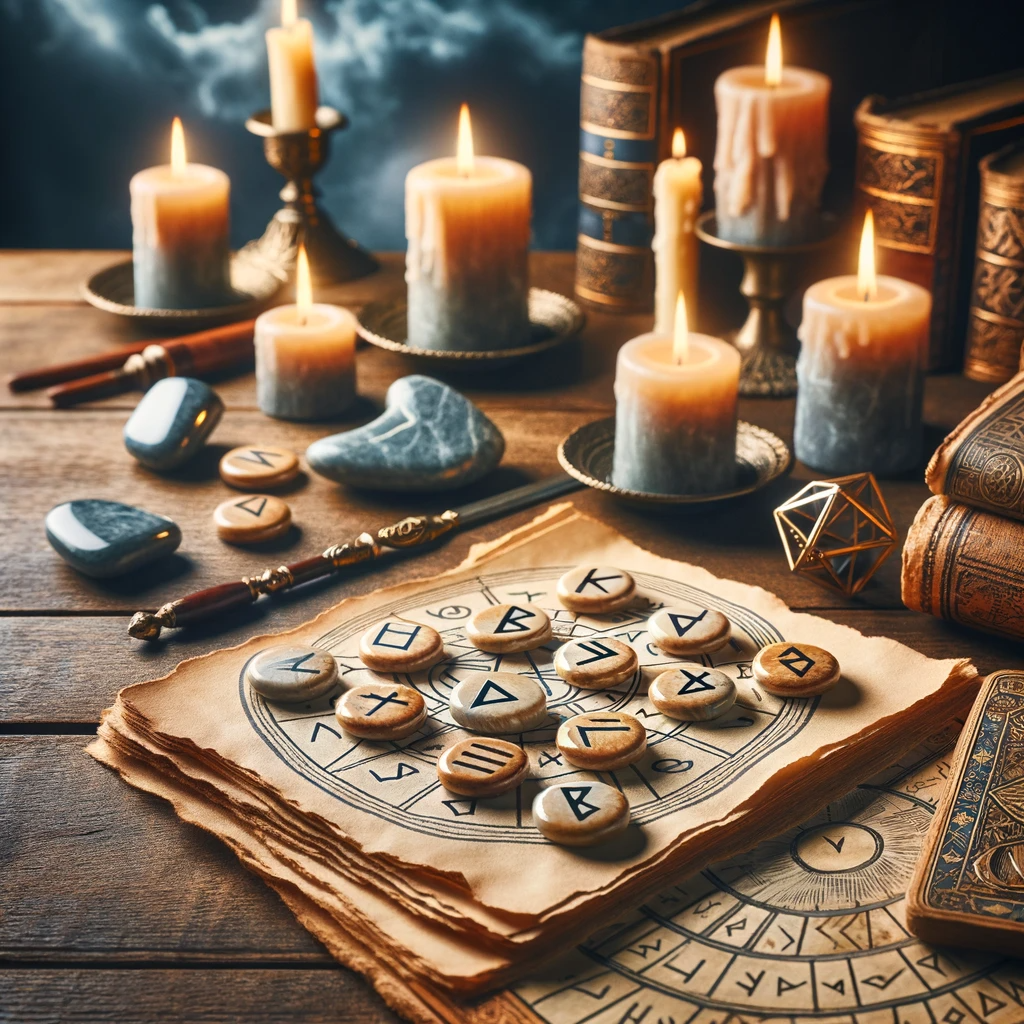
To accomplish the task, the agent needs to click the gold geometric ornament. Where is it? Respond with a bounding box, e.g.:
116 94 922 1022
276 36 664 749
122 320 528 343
773 473 898 596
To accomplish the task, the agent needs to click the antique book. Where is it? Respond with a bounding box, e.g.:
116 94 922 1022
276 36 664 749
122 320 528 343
854 71 1024 370
903 495 1024 640
926 370 1024 520
908 669 1024 957
91 503 977 1017
964 144 1024 383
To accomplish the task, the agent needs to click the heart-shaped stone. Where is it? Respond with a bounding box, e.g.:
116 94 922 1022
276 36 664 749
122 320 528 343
305 375 504 491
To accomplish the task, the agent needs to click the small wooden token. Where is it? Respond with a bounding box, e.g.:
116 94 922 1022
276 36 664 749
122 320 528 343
437 737 528 797
647 606 731 656
213 494 291 545
246 644 338 703
556 565 636 613
358 619 444 673
533 781 630 847
219 446 300 490
449 672 548 734
466 603 552 654
649 666 737 721
556 711 646 771
335 683 426 740
554 637 638 689
753 642 840 697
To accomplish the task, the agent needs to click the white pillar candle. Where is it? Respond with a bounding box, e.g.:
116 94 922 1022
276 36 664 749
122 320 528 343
266 0 318 133
795 211 931 475
653 128 703 336
613 294 740 495
405 105 532 352
130 118 231 310
255 246 357 420
713 14 829 245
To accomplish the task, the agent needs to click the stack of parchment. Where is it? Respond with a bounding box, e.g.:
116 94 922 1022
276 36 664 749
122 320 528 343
93 505 978 1023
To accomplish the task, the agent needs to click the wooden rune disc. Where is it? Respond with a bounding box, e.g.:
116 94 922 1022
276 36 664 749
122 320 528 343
245 644 339 703
647 606 732 656
213 494 292 544
533 781 631 846
219 445 300 490
335 683 427 740
553 637 638 688
753 642 841 697
436 737 529 798
556 711 647 771
466 602 552 654
449 672 549 734
649 666 737 721
358 619 444 673
556 565 636 613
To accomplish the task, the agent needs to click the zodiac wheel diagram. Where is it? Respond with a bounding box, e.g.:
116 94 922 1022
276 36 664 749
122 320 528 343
512 750 1024 1023
241 567 816 843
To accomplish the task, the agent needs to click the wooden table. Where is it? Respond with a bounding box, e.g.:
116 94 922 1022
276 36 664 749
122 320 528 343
3 251 1022 1022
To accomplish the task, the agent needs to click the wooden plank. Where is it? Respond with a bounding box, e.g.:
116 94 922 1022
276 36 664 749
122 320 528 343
3 608 1020 726
0 251 129 304
0 736 331 963
0 969 400 1024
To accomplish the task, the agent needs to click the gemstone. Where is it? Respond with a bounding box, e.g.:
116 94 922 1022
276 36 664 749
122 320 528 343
335 683 427 740
305 375 504 491
448 672 549 734
219 445 300 490
647 607 732 656
753 642 841 697
533 782 631 846
44 499 181 579
553 637 638 688
436 737 529 798
358 619 445 673
213 494 292 545
466 602 552 654
556 565 635 613
123 377 223 471
245 645 339 703
556 711 646 771
649 666 737 721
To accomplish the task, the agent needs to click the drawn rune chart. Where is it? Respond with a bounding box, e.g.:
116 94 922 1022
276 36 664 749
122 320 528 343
240 567 816 843
508 740 1024 1024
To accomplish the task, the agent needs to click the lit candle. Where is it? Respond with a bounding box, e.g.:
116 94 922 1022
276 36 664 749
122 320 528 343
612 292 741 495
130 118 231 310
652 128 703 336
254 245 358 421
266 0 319 133
713 14 830 245
405 104 532 351
794 210 931 475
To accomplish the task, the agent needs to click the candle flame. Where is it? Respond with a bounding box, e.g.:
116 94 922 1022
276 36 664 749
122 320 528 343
671 127 686 159
281 0 297 27
765 13 783 86
296 243 313 318
857 209 878 302
673 291 689 365
456 103 474 176
170 117 187 175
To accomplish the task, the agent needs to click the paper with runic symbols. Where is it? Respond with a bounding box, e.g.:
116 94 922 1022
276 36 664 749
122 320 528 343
90 503 978 1020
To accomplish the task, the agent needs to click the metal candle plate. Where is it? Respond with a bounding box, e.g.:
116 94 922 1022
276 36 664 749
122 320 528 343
558 417 792 508
356 288 585 367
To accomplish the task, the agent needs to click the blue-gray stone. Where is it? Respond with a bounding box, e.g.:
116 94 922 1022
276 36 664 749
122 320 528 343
305 375 505 491
124 377 223 471
45 499 182 578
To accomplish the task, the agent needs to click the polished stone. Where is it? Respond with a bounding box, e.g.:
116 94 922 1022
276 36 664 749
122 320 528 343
213 494 292 545
556 711 647 771
219 445 300 490
648 606 732 656
556 565 635 613
466 602 552 654
449 672 549 734
753 642 841 697
358 619 445 673
123 377 223 472
305 375 504 491
437 737 529 797
649 666 737 721
335 683 427 739
44 499 181 579
245 645 339 703
533 782 631 846
554 638 638 689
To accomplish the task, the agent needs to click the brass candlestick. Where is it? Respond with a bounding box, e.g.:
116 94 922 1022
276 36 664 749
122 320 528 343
240 106 378 287
696 211 837 397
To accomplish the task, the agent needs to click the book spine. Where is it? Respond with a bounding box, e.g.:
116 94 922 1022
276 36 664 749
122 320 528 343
964 152 1024 383
902 495 1024 639
575 35 659 313
853 99 957 370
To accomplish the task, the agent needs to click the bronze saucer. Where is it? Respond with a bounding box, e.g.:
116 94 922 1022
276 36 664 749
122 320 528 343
356 288 585 367
558 417 793 508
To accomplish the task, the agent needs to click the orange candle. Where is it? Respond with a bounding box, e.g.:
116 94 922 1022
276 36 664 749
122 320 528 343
266 0 318 133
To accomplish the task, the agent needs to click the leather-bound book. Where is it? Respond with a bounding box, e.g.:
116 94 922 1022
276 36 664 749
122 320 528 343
925 370 1024 520
902 495 1024 641
854 72 1024 371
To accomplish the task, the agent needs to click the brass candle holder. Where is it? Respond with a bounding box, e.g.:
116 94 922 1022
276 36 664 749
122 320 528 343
240 106 378 287
696 211 837 397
